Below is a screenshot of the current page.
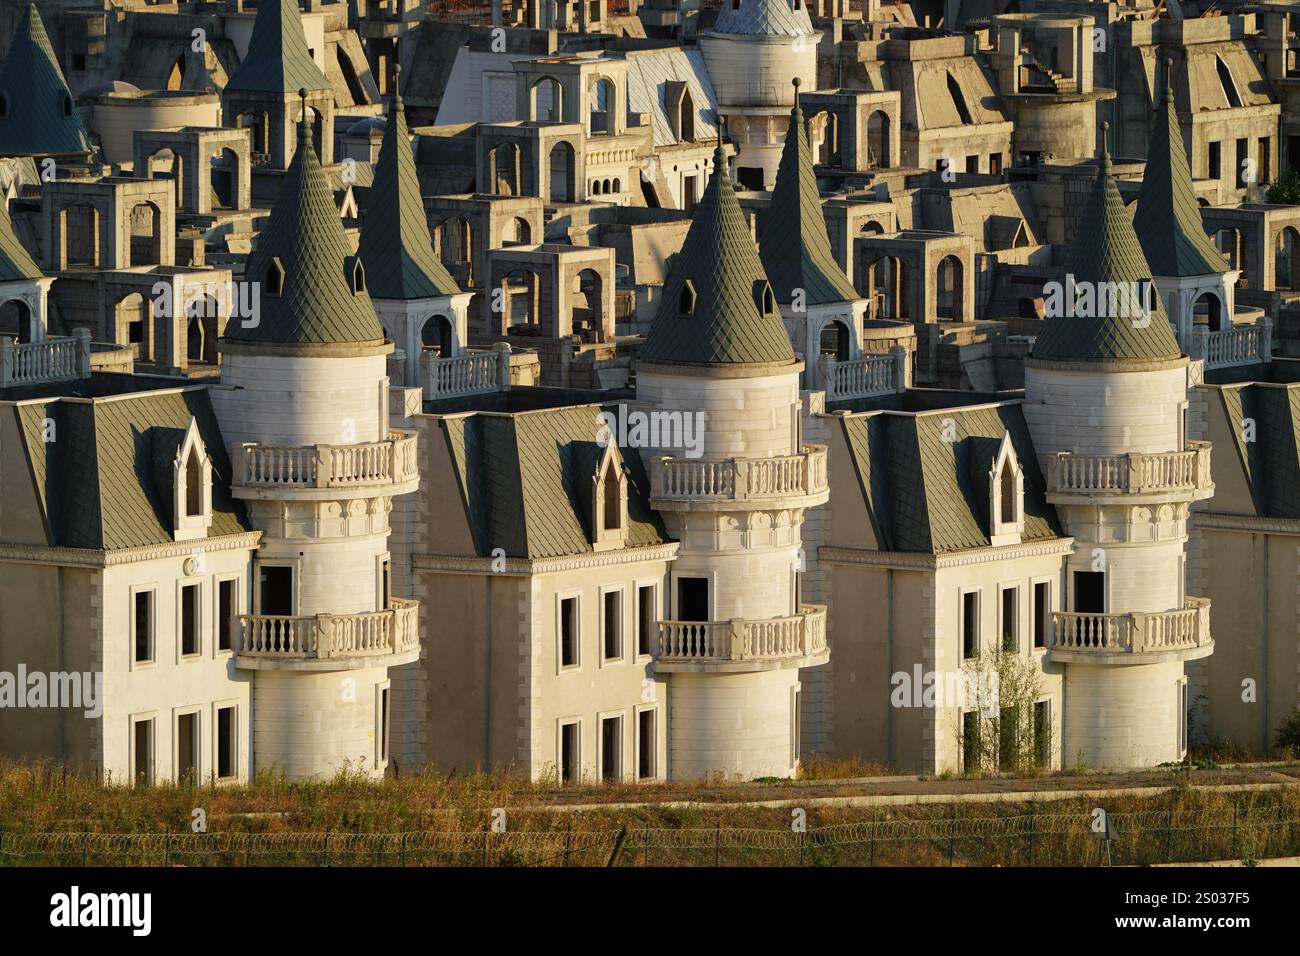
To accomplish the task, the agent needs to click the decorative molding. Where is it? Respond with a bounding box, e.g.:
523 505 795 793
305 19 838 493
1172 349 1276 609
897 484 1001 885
1192 511 1300 536
413 543 681 577
819 537 1075 571
0 532 262 568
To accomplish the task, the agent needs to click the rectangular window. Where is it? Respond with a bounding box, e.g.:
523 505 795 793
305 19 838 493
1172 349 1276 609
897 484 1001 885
1235 138 1248 188
600 714 623 781
134 590 154 664
133 717 154 787
1260 137 1271 184
177 712 199 782
637 584 656 656
965 154 979 174
1000 586 1018 652
181 583 200 656
961 590 979 659
560 596 579 668
1033 700 1051 768
961 711 979 774
1073 570 1104 613
677 577 709 622
989 152 1002 175
1032 581 1050 649
1208 141 1221 179
218 578 236 652
258 564 294 616
378 685 391 766
560 720 580 785
71 53 86 72
1178 680 1188 756
637 709 656 780
216 705 236 780
602 589 622 661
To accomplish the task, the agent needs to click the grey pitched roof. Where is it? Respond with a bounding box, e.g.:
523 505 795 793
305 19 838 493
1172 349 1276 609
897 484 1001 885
438 404 669 559
224 0 330 95
0 199 42 281
838 404 1060 554
1031 143 1182 365
358 82 460 301
224 114 386 346
1133 68 1226 279
0 4 91 158
9 389 249 550
641 143 796 367
1214 384 1300 518
710 0 816 37
761 91 858 307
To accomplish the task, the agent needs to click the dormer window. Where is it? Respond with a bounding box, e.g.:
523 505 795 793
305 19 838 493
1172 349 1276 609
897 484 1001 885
754 280 776 316
592 444 628 552
346 255 366 295
265 257 285 296
62 94 72 118
173 418 213 542
732 0 740 9
989 432 1024 547
679 279 697 317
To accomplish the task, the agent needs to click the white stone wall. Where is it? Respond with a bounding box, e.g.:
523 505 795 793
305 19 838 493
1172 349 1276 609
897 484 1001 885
250 666 393 779
101 550 254 784
211 351 390 452
1061 659 1186 768
668 669 802 779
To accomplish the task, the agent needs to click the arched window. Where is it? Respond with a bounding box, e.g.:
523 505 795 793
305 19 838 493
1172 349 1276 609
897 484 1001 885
679 280 697 316
602 461 621 531
347 256 366 295
999 462 1016 525
265 258 285 296
62 94 73 118
185 447 203 517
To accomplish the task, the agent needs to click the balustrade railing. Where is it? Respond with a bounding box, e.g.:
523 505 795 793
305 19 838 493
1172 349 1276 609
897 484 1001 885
651 445 828 502
423 348 507 400
0 331 91 387
656 605 828 663
238 598 419 662
238 430 419 490
1050 598 1210 657
1047 442 1211 497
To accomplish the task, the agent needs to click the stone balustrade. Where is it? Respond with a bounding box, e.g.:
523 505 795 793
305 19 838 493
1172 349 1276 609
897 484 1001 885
236 429 419 492
819 343 909 401
656 604 828 668
651 445 828 503
1050 597 1211 662
237 597 420 666
0 330 91 388
423 347 510 400
1047 441 1211 499
1194 319 1271 370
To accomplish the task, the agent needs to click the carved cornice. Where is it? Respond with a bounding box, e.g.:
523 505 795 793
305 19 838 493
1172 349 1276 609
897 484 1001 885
1192 511 1300 536
820 537 1074 571
413 543 681 577
0 532 262 569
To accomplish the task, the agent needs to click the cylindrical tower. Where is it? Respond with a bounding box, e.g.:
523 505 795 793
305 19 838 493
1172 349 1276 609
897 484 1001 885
699 0 819 190
213 102 421 781
1022 135 1213 769
637 142 828 780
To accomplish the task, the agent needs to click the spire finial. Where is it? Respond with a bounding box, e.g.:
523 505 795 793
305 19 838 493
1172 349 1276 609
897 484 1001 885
297 87 310 147
1099 120 1112 178
1164 57 1174 105
791 77 803 123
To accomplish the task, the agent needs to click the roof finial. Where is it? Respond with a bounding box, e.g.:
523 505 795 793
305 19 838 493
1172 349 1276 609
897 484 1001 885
1099 120 1112 179
297 87 311 147
1163 57 1174 105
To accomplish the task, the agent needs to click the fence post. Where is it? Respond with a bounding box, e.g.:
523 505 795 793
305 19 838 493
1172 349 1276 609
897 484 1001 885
1028 802 1035 866
245 832 252 867
948 805 957 866
322 832 330 867
715 821 721 867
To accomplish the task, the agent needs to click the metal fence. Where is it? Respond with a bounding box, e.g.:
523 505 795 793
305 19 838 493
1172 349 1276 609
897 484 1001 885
4 806 1299 866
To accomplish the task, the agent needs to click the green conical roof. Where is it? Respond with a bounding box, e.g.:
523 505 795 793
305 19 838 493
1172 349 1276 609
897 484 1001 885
761 85 858 307
358 77 460 300
0 200 42 282
0 4 91 158
224 105 385 347
641 142 795 367
225 0 330 94
1133 65 1226 279
1032 136 1182 364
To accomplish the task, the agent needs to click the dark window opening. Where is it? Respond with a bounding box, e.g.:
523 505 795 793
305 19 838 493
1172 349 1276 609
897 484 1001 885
601 715 621 781
258 565 294 616
134 591 153 663
560 596 579 666
638 709 655 779
637 585 656 656
134 719 153 787
218 579 235 652
561 722 579 784
216 706 236 779
962 591 979 659
1032 581 1049 649
961 711 979 773
1001 587 1018 652
677 577 709 622
181 584 199 656
1208 141 1221 179
177 712 198 782
1033 700 1050 768
603 590 622 660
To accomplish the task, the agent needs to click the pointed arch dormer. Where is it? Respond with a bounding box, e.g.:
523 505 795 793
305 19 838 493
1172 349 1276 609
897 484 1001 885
264 256 285 296
989 431 1024 547
592 442 628 552
173 417 213 541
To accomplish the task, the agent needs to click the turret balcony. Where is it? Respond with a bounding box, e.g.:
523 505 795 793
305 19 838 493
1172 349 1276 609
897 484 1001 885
232 429 420 500
649 445 829 511
653 604 829 672
235 597 421 670
1045 441 1212 505
1049 597 1213 665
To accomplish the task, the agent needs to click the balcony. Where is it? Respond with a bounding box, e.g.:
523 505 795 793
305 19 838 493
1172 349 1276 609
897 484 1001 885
423 348 507 401
1194 320 1271 370
235 597 420 670
0 331 90 388
233 429 420 499
1049 597 1212 665
819 346 908 402
1045 442 1212 504
650 445 829 511
654 604 828 672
